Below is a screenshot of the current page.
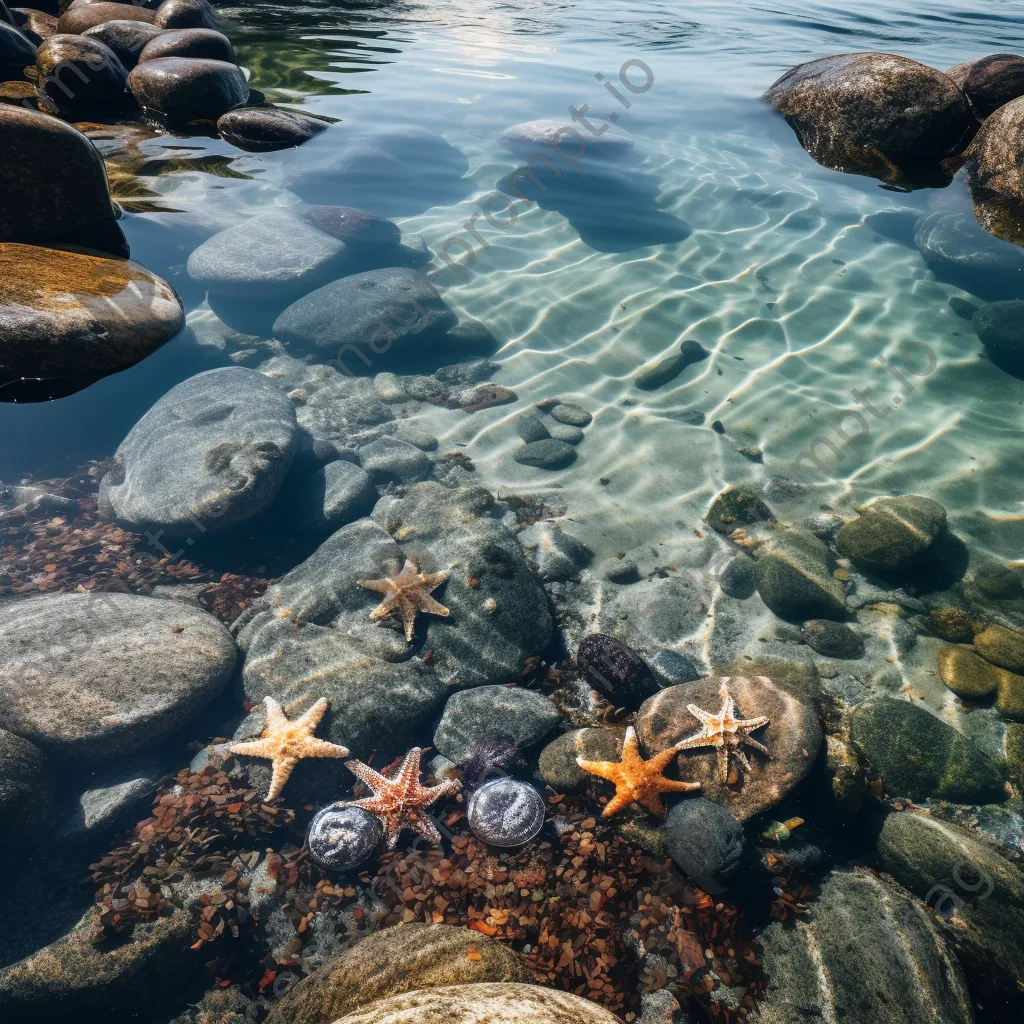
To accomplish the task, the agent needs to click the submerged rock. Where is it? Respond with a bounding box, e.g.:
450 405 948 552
285 459 376 534
874 810 1024 1010
765 52 976 187
948 52 1024 120
498 118 635 162
966 97 1024 248
100 367 298 535
937 643 1002 698
538 727 623 791
128 55 247 125
848 696 1005 802
635 339 709 390
973 623 1024 672
0 592 236 763
835 494 946 575
0 728 53 856
705 486 774 535
662 797 744 893
266 926 528 1024
973 300 1024 377
518 521 591 581
35 33 130 120
636 673 822 821
0 242 183 402
217 105 329 152
513 438 577 469
331 983 620 1024
139 26 232 62
752 866 972 1024
800 619 864 658
754 525 847 621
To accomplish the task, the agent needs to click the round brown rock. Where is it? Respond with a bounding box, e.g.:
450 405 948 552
948 53 1024 119
56 0 153 33
153 0 215 29
636 673 822 820
966 99 1024 246
0 242 184 400
765 52 977 187
138 26 231 62
12 9 58 40
333 983 621 1024
0 105 126 255
0 20 36 81
266 925 527 1024
128 55 247 124
35 33 129 119
82 18 162 69
937 644 1002 699
217 105 329 152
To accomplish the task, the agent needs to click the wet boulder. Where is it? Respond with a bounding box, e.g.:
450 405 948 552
99 367 299 535
0 20 36 81
138 25 231 62
752 867 973 1024
973 300 1024 377
765 52 976 187
153 0 215 29
56 0 154 33
662 797 744 893
283 459 376 534
81 18 161 68
947 52 1024 119
498 117 635 163
35 33 129 119
128 55 247 126
835 494 946 575
0 242 183 402
965 96 1024 247
0 592 236 763
9 8 56 43
0 728 53 857
217 104 328 151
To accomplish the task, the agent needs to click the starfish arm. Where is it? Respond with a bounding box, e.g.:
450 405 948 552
734 748 752 774
266 755 298 801
368 596 399 621
414 594 451 617
302 737 351 760
228 738 275 759
742 735 771 756
262 697 288 731
660 778 703 794
685 704 716 728
576 758 622 784
601 789 634 817
409 813 444 845
421 779 461 807
738 715 771 732
344 758 392 792
675 732 715 752
358 578 394 595
649 746 683 774
296 697 329 732
420 570 450 588
636 789 670 818
397 596 418 642
716 746 730 784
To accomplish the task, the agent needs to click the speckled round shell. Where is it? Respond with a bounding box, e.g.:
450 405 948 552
466 777 546 847
576 633 658 704
306 802 383 871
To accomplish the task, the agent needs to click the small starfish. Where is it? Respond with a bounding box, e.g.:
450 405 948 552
677 678 771 784
576 726 701 819
357 559 450 642
341 747 461 848
229 697 349 801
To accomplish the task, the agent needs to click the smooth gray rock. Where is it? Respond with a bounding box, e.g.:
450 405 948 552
974 300 1024 378
513 438 577 469
434 686 561 766
752 867 972 1024
835 495 947 575
602 556 639 583
550 402 592 426
519 522 592 582
754 525 847 621
371 483 554 689
548 423 584 444
358 436 432 483
595 575 711 655
538 727 622 791
286 460 375 534
662 797 744 893
0 728 53 857
801 619 864 658
516 413 550 443
100 367 299 536
498 118 635 162
0 593 236 763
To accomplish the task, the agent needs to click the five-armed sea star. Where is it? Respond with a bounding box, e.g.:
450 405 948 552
341 747 462 848
576 726 701 818
676 679 771 783
229 697 350 801
357 559 450 642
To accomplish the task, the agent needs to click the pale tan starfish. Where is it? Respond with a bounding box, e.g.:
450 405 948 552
577 726 701 818
229 697 350 801
341 747 461 848
357 559 450 642
677 678 771 783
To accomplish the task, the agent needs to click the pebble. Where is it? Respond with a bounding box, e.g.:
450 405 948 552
662 797 744 893
466 777 546 847
513 438 577 469
218 106 329 152
801 619 864 658
549 424 584 444
634 339 709 390
602 556 639 583
306 803 383 871
550 402 593 426
516 413 551 443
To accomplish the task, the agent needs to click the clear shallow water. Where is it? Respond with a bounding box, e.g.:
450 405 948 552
7 0 1024 570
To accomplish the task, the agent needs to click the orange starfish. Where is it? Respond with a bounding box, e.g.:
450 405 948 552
677 679 771 783
229 697 350 801
341 747 461 848
357 559 450 642
576 726 701 818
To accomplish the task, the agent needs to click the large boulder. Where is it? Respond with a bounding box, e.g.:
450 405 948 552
636 672 822 821
0 20 36 81
0 728 53 856
138 26 232 62
966 96 1024 247
0 592 237 763
0 105 126 256
874 810 1024 1009
751 867 972 1024
848 696 1006 803
153 0 217 29
834 494 946 575
128 55 247 125
56 0 154 33
0 242 184 402
99 367 299 535
753 525 847 621
265 924 527 1024
331 983 620 1024
765 53 976 187
35 34 129 119
947 52 1024 119
81 19 161 69
973 300 1024 378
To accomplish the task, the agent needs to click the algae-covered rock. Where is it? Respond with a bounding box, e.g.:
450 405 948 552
705 486 774 535
835 494 946 575
937 644 1001 698
753 526 847 621
875 810 1024 1010
0 728 53 856
1007 722 1024 785
974 622 1024 672
266 924 527 1024
848 696 1005 802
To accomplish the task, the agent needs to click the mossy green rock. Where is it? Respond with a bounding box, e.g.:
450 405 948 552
753 525 847 622
875 811 1024 1008
705 486 774 535
937 644 1001 698
266 925 528 1024
835 494 946 574
974 623 1024 673
848 696 1006 802
974 562 1024 600
996 669 1024 720
1006 722 1024 785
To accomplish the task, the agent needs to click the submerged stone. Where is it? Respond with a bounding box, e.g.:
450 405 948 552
937 644 1001 698
973 300 1024 378
217 105 329 152
973 623 1024 672
513 438 577 469
754 526 847 621
966 97 1024 248
835 494 946 574
662 797 744 893
576 633 659 704
705 486 774 535
0 728 53 857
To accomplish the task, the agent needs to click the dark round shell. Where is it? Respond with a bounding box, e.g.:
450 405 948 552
466 778 546 848
306 803 383 871
576 633 658 703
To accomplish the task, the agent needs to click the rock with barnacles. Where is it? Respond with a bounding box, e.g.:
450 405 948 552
576 633 659 705
306 803 383 871
467 777 546 847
